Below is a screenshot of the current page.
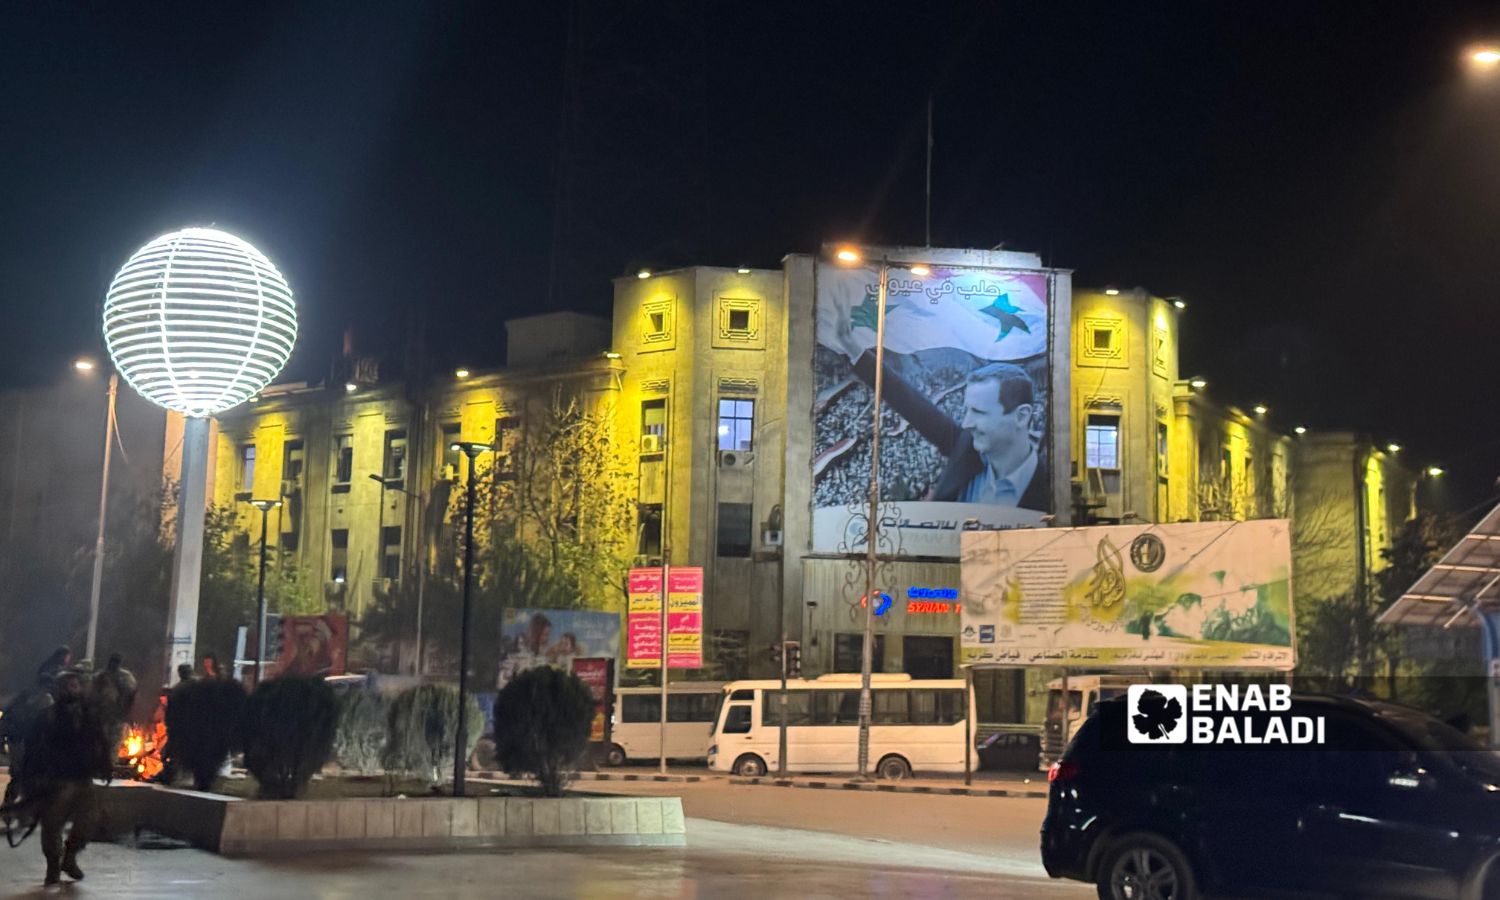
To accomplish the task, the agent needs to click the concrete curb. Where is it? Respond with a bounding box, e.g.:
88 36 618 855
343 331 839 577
576 772 707 784
727 777 1046 799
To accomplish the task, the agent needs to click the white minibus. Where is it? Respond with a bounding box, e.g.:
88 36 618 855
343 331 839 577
707 673 972 779
604 682 724 766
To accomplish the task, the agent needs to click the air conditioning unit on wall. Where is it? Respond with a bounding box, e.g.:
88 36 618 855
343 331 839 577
719 450 754 468
640 434 662 453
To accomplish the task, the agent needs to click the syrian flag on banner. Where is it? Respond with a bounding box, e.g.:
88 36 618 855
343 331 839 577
817 265 1049 362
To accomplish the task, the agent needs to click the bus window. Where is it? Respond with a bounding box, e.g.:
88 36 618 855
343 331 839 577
873 690 908 724
762 691 812 726
937 690 965 725
1048 689 1083 721
622 694 658 723
723 705 752 734
910 690 937 724
730 689 755 701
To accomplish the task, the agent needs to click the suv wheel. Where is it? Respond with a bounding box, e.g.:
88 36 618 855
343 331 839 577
1097 832 1199 900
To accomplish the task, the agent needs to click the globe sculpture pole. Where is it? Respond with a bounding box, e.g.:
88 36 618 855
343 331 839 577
103 228 297 685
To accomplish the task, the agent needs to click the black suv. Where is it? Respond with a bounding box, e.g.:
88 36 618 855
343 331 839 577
1042 694 1500 899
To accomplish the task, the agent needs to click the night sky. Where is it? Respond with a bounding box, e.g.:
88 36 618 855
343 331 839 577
3 2 1499 511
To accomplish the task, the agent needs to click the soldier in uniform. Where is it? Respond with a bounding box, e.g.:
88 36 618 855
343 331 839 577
92 653 138 747
18 667 112 884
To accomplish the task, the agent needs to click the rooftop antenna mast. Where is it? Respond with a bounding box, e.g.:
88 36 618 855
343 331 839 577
924 94 934 247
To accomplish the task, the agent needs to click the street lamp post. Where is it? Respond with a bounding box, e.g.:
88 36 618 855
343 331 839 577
247 499 282 688
834 247 931 780
451 441 493 797
80 362 118 663
369 473 389 583
375 477 428 676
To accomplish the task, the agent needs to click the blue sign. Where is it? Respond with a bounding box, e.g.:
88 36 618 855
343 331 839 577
907 587 959 600
979 624 996 644
862 592 894 617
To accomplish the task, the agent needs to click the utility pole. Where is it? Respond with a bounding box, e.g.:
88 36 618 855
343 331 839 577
856 255 891 781
248 499 281 688
85 371 118 662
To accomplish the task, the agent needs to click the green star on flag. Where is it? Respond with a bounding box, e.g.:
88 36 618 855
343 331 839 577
978 293 1031 340
850 290 880 332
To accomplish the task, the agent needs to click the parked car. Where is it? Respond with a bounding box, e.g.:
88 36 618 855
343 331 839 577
1042 694 1500 900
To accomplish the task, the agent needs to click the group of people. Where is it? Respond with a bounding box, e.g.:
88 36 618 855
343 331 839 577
1 645 136 885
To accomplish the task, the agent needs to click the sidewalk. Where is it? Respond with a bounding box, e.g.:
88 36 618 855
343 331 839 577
727 773 1047 798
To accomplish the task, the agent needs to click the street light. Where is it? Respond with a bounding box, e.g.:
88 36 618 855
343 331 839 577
1427 466 1445 477
1387 443 1402 454
1472 48 1500 66
1253 404 1268 416
450 440 493 797
833 244 934 781
246 498 282 688
77 359 119 663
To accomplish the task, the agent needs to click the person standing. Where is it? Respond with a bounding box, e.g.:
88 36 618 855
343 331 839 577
92 653 138 746
18 668 112 884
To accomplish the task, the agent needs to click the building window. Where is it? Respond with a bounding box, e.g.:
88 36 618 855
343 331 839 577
381 526 401 580
282 440 305 545
728 309 750 331
649 312 664 332
494 416 520 480
330 529 349 583
637 503 662 560
717 398 754 452
710 629 749 680
333 435 353 489
1085 414 1120 469
716 502 753 557
440 423 461 476
1221 446 1232 483
283 440 305 486
1156 423 1169 477
641 399 666 452
902 635 954 679
834 633 884 674
1091 328 1114 352
240 445 256 492
383 430 407 484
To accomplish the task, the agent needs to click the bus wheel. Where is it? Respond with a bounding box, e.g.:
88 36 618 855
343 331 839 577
733 754 768 777
876 755 912 780
604 744 627 767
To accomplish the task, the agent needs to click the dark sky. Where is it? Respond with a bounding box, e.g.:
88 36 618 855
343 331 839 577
3 2 1500 509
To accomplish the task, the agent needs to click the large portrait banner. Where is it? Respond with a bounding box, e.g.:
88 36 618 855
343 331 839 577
813 262 1054 557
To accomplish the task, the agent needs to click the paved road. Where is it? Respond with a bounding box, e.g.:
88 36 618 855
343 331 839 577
593 776 1054 869
0 770 1091 899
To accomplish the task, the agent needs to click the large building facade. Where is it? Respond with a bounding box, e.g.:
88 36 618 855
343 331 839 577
170 243 1412 721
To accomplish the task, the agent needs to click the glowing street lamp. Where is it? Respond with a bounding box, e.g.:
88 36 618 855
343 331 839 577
1253 404 1268 416
104 227 296 684
75 358 119 663
1472 48 1500 66
1387 443 1402 454
1427 466 1445 477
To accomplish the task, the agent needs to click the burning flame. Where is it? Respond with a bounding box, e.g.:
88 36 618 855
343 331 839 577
116 724 164 780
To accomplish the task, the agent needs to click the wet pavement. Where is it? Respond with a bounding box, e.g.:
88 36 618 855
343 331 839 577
0 822 1089 899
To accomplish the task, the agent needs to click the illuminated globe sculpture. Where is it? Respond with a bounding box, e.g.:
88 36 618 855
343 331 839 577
104 228 296 417
103 227 297 684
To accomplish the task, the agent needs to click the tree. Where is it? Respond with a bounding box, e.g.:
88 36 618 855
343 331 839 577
243 676 337 799
333 689 389 775
360 387 635 680
381 684 482 787
162 677 247 791
491 666 593 796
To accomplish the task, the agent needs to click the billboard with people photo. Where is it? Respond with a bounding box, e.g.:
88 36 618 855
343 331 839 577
813 261 1055 556
497 608 621 689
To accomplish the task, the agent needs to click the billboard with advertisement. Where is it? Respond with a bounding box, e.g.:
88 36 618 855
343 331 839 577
627 566 703 669
571 657 613 743
497 608 620 689
274 614 348 677
961 521 1295 669
813 261 1055 557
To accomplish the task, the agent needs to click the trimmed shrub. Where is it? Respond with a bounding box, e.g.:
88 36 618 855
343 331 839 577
163 678 248 791
243 676 338 799
492 666 592 797
382 684 481 786
333 689 388 775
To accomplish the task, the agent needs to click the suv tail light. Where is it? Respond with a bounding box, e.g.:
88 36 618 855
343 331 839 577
1048 760 1079 783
